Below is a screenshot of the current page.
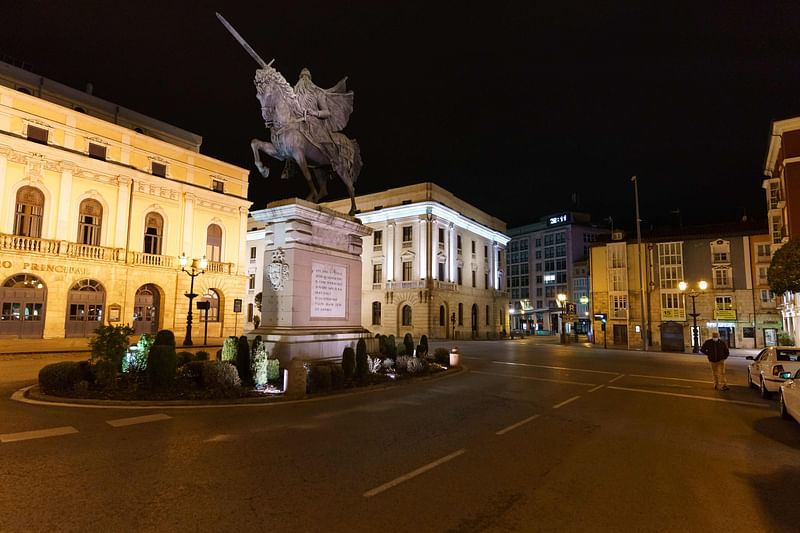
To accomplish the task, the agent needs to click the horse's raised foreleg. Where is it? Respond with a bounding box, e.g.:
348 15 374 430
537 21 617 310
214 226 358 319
251 138 281 178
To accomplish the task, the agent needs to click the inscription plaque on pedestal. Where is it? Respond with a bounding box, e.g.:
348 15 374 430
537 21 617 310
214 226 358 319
311 261 346 318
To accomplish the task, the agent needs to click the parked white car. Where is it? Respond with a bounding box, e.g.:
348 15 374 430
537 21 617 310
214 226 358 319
779 369 800 422
746 347 800 398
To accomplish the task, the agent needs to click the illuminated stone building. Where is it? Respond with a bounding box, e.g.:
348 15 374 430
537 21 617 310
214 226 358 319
0 61 251 339
245 183 510 339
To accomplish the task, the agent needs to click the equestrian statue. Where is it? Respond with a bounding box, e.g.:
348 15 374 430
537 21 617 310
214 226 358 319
217 13 362 215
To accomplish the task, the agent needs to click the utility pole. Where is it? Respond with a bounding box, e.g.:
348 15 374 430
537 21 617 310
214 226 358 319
632 176 649 351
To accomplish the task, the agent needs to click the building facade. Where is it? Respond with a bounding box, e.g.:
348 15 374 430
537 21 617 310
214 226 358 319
589 228 780 351
245 183 510 339
764 117 800 342
506 212 608 335
0 62 251 339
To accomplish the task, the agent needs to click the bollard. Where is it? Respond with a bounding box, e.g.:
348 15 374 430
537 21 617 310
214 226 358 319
285 358 307 398
449 347 460 367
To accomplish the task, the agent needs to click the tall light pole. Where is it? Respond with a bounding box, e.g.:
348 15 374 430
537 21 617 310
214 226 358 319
632 175 648 351
179 253 208 346
557 293 567 344
679 280 708 353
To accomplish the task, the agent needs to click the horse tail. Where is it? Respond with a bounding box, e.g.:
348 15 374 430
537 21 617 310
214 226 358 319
351 138 363 184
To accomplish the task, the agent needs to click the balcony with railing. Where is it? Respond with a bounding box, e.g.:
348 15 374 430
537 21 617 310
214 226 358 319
387 280 426 290
433 280 458 291
205 260 234 274
127 251 175 268
0 234 125 261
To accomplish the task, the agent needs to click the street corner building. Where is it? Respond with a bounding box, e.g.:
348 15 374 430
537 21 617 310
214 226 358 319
0 61 251 339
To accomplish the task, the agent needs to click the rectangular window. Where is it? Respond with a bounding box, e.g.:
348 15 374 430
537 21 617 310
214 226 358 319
439 227 445 242
661 292 685 320
151 162 167 177
544 235 554 246
757 244 771 259
374 230 383 247
471 240 476 254
247 303 254 322
472 271 476 287
248 274 256 290
373 263 383 284
658 242 684 289
612 295 628 319
402 226 412 248
484 245 488 257
438 262 445 281
457 235 462 251
760 289 775 303
484 272 488 289
457 267 463 285
715 296 733 311
212 180 225 193
372 302 381 325
27 125 48 144
250 247 257 261
88 142 107 160
758 266 768 284
402 261 412 282
714 268 731 288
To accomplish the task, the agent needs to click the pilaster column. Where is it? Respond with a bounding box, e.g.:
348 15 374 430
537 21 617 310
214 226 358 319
449 223 456 282
419 216 427 279
56 162 76 240
386 221 395 281
239 206 249 274
0 147 8 228
431 220 439 280
115 175 132 248
183 192 196 256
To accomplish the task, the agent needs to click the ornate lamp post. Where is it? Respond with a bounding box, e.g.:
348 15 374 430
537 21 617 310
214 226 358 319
679 280 708 353
179 253 208 346
557 293 567 344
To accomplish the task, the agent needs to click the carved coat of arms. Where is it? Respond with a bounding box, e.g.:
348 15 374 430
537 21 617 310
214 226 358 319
268 248 290 291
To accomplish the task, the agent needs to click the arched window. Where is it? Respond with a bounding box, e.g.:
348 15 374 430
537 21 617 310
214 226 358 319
206 224 222 262
485 305 490 326
143 212 163 255
202 289 220 322
77 199 102 245
458 303 463 326
439 305 445 326
402 304 412 326
14 186 44 238
372 301 381 325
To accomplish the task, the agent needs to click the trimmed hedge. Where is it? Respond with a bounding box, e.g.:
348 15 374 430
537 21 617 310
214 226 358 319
148 344 177 387
39 361 82 393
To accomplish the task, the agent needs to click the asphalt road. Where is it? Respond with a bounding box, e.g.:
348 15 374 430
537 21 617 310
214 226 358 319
1 340 799 532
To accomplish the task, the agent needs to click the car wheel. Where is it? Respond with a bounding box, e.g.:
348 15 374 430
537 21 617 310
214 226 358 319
760 377 771 399
779 391 792 420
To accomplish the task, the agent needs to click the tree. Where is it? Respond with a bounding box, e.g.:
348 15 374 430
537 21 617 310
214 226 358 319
768 238 800 295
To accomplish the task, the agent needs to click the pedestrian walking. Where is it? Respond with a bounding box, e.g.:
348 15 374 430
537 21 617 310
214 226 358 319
701 331 730 391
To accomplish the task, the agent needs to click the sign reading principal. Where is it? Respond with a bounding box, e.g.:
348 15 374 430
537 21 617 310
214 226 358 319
311 261 347 318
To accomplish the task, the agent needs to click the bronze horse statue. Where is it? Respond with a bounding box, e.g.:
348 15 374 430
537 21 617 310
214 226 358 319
217 13 362 215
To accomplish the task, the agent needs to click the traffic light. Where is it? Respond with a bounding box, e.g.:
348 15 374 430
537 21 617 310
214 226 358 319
594 313 607 331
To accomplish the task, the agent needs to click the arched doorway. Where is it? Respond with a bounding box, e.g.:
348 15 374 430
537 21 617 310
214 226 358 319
133 284 161 335
66 279 106 337
0 274 46 338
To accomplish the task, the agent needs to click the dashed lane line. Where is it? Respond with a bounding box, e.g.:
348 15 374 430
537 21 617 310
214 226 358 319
608 374 626 383
553 395 581 409
496 414 541 436
492 361 619 375
626 374 712 384
364 448 466 498
607 386 769 407
1 426 79 443
106 414 172 427
587 384 605 393
472 370 597 387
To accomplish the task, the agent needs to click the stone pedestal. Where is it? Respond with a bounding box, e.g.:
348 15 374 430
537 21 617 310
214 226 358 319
248 198 372 367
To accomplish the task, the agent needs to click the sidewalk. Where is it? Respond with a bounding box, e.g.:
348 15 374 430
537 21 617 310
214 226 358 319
0 336 226 358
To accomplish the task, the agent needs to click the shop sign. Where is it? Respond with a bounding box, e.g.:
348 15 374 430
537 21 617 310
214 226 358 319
0 260 88 275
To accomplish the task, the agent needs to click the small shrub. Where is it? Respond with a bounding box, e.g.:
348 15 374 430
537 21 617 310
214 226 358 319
251 335 262 355
382 358 394 371
415 344 428 359
386 335 397 359
121 346 148 373
89 324 135 370
199 361 241 391
397 343 406 356
215 349 222 360
195 351 209 361
356 347 369 383
403 333 414 356
153 329 176 348
395 355 411 372
356 338 367 363
367 355 382 374
92 359 118 389
236 336 253 386
330 365 345 389
308 364 333 393
251 343 269 387
434 347 450 366
342 346 356 380
148 344 177 388
378 334 387 355
221 336 237 362
177 351 194 366
39 361 82 394
420 334 429 353
267 359 280 381
407 357 424 374
778 332 795 346
184 360 205 384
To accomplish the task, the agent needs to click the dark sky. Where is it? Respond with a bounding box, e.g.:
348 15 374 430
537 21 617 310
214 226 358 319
4 1 800 230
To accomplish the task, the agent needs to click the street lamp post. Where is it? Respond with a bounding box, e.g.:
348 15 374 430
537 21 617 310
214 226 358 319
179 253 208 346
557 293 567 344
679 280 708 353
451 312 456 340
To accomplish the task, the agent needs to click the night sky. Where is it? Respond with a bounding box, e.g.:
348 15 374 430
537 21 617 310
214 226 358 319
4 1 800 230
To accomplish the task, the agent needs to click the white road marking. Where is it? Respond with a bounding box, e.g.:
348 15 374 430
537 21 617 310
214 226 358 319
364 449 466 497
1 426 78 443
472 370 596 387
493 361 619 375
608 374 626 383
553 395 581 409
587 384 605 393
205 434 237 442
627 373 712 384
607 386 768 407
106 414 172 427
496 414 541 435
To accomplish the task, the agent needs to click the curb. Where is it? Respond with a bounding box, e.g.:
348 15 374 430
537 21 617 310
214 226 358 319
14 364 467 410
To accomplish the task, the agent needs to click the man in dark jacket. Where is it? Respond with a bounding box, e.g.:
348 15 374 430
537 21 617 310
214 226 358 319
701 331 730 391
